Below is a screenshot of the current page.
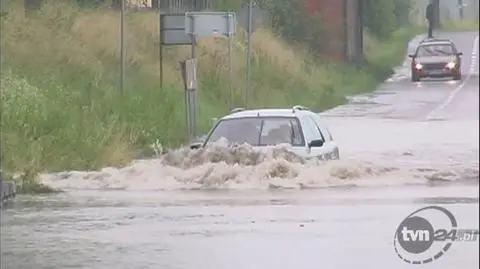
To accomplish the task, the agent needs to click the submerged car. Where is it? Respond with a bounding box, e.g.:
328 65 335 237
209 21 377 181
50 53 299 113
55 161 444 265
409 38 463 82
190 106 340 160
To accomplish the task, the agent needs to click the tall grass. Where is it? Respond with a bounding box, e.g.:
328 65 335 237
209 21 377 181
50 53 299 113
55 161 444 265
2 1 417 177
442 19 479 32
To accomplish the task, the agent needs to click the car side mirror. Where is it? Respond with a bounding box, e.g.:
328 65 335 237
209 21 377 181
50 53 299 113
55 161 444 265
408 54 414 58
457 52 463 56
211 117 218 125
189 142 202 150
308 139 324 148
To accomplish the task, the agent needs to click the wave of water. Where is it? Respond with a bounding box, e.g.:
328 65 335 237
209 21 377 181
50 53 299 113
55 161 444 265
39 137 479 191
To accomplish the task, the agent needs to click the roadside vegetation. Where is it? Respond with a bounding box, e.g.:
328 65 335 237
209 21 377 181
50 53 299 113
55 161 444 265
443 19 479 32
2 0 418 191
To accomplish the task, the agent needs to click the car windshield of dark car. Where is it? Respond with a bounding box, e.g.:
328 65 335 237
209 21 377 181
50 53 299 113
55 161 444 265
206 117 305 146
416 44 455 57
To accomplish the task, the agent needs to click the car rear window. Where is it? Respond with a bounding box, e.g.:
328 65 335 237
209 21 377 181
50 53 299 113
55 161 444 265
206 116 305 146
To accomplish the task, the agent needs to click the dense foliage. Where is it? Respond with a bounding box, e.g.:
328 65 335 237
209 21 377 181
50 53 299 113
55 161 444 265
363 0 412 38
260 0 324 53
259 0 411 50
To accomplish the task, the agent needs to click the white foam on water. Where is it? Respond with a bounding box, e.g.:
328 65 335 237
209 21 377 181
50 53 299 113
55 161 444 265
37 150 415 191
39 120 479 191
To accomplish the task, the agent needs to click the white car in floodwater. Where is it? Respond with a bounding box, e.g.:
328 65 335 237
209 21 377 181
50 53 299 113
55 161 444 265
190 106 340 160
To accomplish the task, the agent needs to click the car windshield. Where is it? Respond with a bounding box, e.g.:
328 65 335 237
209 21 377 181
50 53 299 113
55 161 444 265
416 44 456 57
206 117 305 146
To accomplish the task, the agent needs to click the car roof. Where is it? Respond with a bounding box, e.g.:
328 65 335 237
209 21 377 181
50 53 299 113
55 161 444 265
420 38 454 43
221 107 315 120
419 39 455 47
420 41 454 46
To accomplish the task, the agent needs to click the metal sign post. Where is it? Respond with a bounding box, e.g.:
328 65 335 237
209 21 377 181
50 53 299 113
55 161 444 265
185 11 237 111
186 14 197 64
179 59 198 142
159 13 194 88
182 11 237 139
160 12 237 143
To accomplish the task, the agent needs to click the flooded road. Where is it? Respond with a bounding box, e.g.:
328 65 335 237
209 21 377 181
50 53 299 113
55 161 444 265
1 31 479 269
2 186 479 269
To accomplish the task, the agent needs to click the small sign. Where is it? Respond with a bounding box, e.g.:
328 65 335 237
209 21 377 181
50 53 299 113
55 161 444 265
161 13 186 29
185 12 237 37
236 3 264 34
161 29 195 45
160 14 193 45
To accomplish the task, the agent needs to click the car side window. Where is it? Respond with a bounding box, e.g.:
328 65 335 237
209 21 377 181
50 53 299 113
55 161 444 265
259 118 304 146
308 115 333 141
300 116 324 142
289 119 304 146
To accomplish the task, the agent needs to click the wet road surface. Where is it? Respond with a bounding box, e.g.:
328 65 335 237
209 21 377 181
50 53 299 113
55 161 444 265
1 186 479 269
1 31 479 269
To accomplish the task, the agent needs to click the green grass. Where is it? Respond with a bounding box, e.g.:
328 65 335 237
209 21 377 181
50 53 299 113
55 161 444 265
363 27 423 79
1 1 418 183
442 19 479 32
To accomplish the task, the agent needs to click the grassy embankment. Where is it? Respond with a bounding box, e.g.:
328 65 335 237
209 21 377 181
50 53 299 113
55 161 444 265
443 19 479 32
1 2 419 192
409 18 479 32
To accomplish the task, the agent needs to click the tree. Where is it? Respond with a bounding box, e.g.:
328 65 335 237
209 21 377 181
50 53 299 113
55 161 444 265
363 0 397 38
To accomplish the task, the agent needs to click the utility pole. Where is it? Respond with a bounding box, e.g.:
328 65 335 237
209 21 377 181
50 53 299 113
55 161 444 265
120 0 125 95
458 0 464 20
228 12 234 110
245 0 252 108
431 0 441 29
0 0 5 198
426 2 434 38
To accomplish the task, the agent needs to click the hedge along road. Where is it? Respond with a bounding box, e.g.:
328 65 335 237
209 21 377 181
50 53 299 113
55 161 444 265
1 32 479 269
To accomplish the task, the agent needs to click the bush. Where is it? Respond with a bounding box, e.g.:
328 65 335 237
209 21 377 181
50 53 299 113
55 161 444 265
363 0 412 38
363 0 397 38
393 0 412 27
260 0 324 53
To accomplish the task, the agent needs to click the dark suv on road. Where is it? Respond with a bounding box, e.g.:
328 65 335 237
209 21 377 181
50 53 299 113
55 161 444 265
409 38 463 82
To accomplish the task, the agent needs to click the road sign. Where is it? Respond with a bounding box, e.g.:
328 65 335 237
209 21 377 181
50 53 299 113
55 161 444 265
160 13 194 45
185 11 237 37
236 2 264 34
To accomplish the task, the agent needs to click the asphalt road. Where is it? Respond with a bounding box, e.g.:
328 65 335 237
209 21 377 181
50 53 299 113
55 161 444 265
1 31 479 269
324 31 479 121
321 31 479 174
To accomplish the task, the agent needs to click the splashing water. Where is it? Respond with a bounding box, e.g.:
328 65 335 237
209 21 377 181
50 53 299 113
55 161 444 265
39 136 478 191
